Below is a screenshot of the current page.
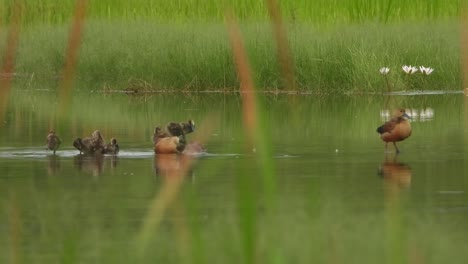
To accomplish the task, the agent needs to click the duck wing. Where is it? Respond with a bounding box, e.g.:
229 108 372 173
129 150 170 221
377 118 398 134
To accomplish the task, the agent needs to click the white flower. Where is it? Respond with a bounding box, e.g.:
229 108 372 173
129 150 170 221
419 66 434 75
402 65 418 74
379 67 390 75
402 65 410 73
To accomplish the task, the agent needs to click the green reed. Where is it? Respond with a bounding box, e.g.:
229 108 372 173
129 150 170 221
6 21 460 93
0 0 461 25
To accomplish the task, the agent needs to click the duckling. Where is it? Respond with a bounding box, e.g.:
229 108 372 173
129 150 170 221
72 138 83 154
103 138 120 154
376 108 412 154
46 130 61 155
72 137 95 154
91 130 105 149
154 126 186 154
166 119 195 141
72 130 106 154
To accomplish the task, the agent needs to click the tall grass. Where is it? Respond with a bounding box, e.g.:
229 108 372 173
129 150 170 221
0 0 462 25
7 21 460 93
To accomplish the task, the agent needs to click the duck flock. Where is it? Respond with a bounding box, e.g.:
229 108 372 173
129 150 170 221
46 108 413 156
46 119 205 156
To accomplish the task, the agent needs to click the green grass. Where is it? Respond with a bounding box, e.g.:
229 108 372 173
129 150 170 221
0 0 462 93
4 21 460 93
0 0 461 25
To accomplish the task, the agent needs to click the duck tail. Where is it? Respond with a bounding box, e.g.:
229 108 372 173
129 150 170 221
376 125 384 134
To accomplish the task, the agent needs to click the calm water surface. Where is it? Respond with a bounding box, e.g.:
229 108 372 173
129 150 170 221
0 91 467 263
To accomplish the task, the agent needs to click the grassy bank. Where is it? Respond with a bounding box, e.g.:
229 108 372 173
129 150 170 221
6 21 460 93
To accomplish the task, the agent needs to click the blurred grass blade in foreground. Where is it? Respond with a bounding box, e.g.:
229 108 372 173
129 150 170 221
0 1 21 124
58 0 88 115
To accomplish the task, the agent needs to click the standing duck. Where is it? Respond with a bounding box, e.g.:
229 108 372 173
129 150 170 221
376 108 412 153
46 130 61 155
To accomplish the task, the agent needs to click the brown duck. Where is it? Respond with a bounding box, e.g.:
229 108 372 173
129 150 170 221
376 108 412 153
153 126 186 154
46 130 61 155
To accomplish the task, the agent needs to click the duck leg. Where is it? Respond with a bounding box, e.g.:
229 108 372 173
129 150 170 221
393 142 400 154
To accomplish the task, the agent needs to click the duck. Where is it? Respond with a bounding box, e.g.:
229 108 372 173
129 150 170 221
72 130 106 154
46 130 61 155
376 108 412 154
153 126 186 154
166 119 195 141
103 138 120 154
91 130 105 148
73 137 95 154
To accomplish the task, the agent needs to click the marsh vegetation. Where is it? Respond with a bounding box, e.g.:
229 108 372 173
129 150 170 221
1 0 462 93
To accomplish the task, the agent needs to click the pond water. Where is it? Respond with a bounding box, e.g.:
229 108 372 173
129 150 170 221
0 90 467 263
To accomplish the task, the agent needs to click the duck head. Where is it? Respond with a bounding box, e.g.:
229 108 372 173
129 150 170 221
186 119 195 133
395 108 412 120
73 138 83 151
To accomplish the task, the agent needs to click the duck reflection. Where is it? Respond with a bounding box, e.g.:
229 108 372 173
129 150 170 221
378 154 412 188
73 154 119 177
47 155 61 175
154 154 195 181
